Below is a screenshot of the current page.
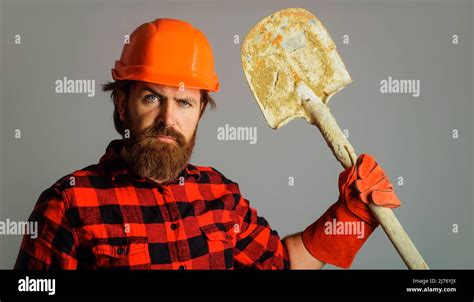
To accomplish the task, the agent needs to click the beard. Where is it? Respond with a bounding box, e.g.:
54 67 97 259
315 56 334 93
122 113 196 183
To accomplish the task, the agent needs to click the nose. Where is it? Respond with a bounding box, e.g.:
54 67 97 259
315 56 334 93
157 99 176 127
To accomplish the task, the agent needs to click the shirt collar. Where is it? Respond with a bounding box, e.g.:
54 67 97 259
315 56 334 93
98 139 201 183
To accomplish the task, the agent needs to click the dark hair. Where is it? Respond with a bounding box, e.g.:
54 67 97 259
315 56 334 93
102 80 216 135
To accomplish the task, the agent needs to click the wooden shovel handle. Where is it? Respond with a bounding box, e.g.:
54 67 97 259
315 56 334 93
301 98 429 269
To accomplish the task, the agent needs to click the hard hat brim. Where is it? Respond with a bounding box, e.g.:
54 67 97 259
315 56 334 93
112 64 219 92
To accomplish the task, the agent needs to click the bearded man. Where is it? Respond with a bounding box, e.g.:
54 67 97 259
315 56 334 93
15 19 400 270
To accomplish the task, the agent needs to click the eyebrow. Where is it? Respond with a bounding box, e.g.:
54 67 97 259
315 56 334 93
141 87 198 104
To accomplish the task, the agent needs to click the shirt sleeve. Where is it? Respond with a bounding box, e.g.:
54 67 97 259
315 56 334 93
233 193 290 270
14 183 78 270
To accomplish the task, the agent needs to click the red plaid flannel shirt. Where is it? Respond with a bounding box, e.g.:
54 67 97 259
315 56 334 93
14 139 290 270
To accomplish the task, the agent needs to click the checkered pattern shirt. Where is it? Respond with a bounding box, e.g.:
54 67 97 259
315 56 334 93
14 139 290 270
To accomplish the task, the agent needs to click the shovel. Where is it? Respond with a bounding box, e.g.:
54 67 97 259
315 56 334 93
241 8 428 269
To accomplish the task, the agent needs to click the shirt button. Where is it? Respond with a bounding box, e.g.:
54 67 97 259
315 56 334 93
117 247 125 255
178 265 186 270
170 223 178 230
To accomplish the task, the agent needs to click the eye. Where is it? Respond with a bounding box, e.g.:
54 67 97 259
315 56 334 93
144 94 160 103
178 100 192 107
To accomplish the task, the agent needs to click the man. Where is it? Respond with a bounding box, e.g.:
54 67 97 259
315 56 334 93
14 18 400 270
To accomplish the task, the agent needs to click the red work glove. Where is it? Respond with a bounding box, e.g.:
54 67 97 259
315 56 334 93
302 154 401 268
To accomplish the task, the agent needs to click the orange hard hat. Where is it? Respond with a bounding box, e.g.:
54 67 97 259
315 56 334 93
112 18 219 92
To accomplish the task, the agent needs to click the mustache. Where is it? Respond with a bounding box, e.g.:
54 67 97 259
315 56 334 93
141 123 186 146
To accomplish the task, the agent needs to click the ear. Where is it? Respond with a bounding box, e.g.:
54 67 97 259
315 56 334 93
116 89 127 121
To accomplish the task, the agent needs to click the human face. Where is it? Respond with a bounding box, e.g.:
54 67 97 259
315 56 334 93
116 82 203 183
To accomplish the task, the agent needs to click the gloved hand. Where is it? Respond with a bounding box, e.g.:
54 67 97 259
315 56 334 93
302 154 401 268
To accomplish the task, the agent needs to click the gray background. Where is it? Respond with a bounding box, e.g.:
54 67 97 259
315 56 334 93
0 0 472 269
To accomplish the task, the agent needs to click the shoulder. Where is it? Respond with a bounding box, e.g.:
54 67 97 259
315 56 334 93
41 163 103 201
